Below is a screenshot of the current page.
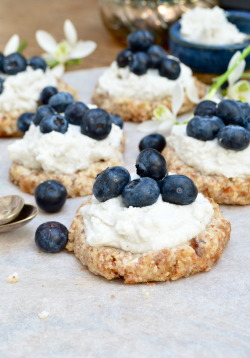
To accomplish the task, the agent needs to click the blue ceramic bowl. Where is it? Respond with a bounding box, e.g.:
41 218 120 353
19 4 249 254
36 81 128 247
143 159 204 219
169 10 250 75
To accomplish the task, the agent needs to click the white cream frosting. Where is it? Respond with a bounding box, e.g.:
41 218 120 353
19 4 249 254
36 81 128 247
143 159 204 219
0 67 57 112
168 124 250 178
96 61 196 101
8 123 123 175
81 193 213 254
180 6 248 45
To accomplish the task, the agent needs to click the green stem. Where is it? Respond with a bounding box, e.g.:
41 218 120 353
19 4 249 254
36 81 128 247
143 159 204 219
206 45 250 100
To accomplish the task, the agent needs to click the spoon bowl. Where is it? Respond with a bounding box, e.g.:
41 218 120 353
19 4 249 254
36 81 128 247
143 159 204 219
0 204 38 233
0 195 24 225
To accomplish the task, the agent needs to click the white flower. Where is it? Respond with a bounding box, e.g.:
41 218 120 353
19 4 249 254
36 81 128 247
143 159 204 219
225 51 250 103
36 19 96 77
3 34 20 55
137 83 184 135
227 80 250 102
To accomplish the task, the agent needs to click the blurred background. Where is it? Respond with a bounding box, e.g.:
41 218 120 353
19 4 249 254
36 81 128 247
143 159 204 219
0 0 249 71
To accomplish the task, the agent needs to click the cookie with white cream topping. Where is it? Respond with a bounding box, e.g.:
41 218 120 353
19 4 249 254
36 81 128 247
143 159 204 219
67 151 230 283
92 30 206 122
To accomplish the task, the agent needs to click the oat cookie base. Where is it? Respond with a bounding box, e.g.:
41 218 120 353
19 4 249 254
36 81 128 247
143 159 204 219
163 146 250 205
92 79 206 122
0 79 77 137
9 134 125 197
67 199 230 284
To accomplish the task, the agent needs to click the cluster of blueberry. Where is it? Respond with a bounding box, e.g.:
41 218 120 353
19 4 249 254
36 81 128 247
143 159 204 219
0 53 47 94
116 30 181 80
18 86 123 139
187 99 250 151
94 148 198 208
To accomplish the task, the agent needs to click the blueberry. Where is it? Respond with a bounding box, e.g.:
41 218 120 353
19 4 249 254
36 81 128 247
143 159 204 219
17 112 34 133
65 101 89 125
39 114 68 134
187 115 225 141
48 92 74 113
147 45 167 69
35 180 67 212
81 108 112 140
3 53 27 75
139 133 166 152
33 105 55 126
237 101 250 121
217 125 250 151
217 99 247 127
40 86 58 105
93 166 131 202
116 49 133 68
122 177 160 208
194 100 217 117
0 53 4 71
129 52 149 76
0 78 4 94
159 58 181 80
127 30 154 52
35 221 68 253
161 174 198 205
28 56 47 71
136 148 167 181
110 114 123 129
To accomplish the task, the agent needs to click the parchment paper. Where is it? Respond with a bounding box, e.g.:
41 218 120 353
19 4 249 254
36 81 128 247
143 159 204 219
0 68 249 358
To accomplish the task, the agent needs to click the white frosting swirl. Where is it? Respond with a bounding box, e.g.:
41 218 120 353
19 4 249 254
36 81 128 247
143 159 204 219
0 67 57 112
81 194 213 254
168 124 250 178
8 123 123 175
96 61 196 101
180 7 248 45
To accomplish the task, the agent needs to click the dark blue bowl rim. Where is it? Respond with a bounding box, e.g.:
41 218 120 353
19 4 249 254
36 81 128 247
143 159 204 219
170 10 250 51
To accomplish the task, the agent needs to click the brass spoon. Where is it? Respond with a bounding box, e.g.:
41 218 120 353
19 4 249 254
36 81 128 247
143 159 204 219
0 204 38 233
0 195 24 225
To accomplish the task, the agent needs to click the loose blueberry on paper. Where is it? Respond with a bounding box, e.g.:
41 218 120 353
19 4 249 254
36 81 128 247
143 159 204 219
35 180 67 213
93 166 131 202
35 221 68 253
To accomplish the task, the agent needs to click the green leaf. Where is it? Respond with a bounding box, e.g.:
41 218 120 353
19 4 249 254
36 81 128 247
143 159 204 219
65 58 81 67
46 59 59 68
17 40 27 53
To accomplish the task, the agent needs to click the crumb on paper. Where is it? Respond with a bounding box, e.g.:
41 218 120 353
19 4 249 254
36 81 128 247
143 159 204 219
111 294 115 299
80 267 87 271
38 311 49 320
147 282 156 286
141 288 150 298
7 272 19 284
